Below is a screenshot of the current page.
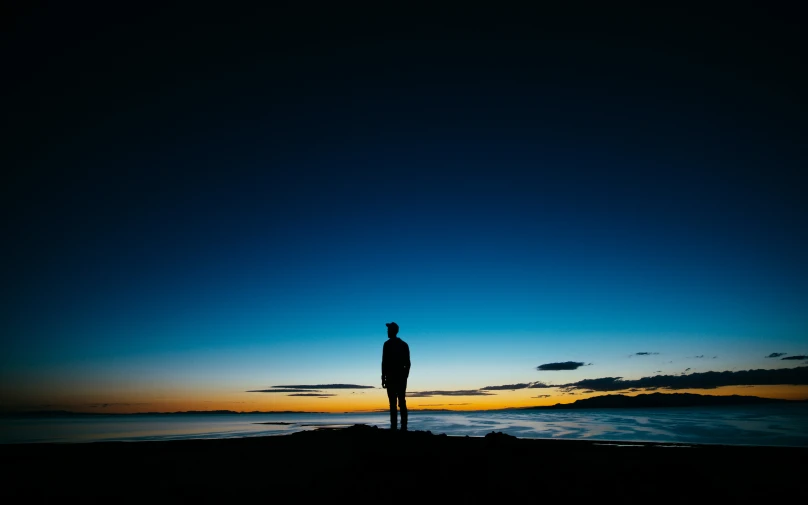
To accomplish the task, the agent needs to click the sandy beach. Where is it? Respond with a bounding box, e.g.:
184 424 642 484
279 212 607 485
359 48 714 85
5 423 806 502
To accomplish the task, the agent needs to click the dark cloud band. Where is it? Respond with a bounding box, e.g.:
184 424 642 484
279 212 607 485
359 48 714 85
271 384 375 389
560 366 808 392
537 361 586 371
407 390 495 397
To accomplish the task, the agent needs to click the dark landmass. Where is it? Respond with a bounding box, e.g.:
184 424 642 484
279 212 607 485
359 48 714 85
4 424 805 502
517 392 808 410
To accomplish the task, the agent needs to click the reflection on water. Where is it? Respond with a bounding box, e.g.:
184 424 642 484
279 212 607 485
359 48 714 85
2 404 807 447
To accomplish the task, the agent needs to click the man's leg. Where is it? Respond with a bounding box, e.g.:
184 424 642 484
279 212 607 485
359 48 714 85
387 388 397 430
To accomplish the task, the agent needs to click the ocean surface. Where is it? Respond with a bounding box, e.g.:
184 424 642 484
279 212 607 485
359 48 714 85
2 404 808 447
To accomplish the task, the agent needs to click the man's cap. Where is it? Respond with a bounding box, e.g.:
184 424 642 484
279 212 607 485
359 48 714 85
386 322 399 332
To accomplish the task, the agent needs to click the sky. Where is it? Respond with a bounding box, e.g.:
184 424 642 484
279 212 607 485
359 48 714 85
2 4 806 414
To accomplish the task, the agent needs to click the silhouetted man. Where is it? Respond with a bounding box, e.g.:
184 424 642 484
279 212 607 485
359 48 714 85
382 321 410 431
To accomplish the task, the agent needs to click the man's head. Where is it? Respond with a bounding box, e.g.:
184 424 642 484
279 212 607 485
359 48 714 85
386 322 399 338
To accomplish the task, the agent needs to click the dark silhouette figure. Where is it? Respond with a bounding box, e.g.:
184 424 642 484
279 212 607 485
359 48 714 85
382 321 410 431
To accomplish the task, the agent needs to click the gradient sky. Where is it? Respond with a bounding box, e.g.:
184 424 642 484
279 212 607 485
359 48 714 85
2 5 806 413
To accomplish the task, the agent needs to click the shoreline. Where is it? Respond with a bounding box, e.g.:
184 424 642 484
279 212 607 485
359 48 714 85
5 424 807 501
5 402 807 447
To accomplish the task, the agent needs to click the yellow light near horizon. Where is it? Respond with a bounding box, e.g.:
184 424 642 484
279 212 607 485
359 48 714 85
6 384 807 414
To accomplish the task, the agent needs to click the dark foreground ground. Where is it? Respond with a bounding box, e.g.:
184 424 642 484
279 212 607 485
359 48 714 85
4 424 806 503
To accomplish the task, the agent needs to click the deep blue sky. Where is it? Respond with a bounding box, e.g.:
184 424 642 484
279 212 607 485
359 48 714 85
2 4 806 412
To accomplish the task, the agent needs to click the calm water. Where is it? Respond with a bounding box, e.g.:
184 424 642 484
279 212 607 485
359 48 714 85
2 405 807 447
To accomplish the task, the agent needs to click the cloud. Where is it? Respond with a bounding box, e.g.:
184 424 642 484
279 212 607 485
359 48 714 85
480 383 532 391
555 366 808 392
271 384 375 389
247 384 374 393
288 393 335 397
782 356 808 361
247 389 322 393
419 403 472 407
87 402 151 408
537 361 586 371
408 381 552 398
532 394 551 398
766 353 787 358
481 382 550 390
407 390 496 398
633 352 659 356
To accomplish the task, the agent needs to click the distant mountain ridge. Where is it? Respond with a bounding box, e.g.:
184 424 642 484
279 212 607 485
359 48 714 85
518 392 807 410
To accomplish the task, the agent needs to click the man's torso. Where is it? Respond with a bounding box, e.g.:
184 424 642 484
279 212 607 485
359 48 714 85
383 337 409 381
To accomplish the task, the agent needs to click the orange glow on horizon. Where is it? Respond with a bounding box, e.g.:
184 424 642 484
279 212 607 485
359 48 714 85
8 384 807 414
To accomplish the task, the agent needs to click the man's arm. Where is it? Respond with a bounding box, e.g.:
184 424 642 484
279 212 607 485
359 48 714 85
404 343 411 378
381 342 387 387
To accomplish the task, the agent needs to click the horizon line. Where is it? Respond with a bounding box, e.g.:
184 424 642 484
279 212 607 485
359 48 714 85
5 391 807 416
